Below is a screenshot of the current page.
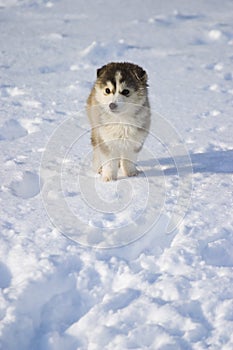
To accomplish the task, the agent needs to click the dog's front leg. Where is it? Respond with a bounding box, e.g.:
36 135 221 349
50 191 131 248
101 157 118 181
121 148 139 177
92 145 102 174
98 142 118 181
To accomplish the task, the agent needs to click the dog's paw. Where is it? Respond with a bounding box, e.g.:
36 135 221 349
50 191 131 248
101 163 118 182
126 168 139 177
102 173 117 182
122 164 139 177
102 168 117 181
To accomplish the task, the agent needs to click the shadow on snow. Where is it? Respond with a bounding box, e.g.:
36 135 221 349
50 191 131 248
139 149 233 176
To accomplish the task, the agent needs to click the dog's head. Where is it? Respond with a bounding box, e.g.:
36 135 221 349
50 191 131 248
94 62 148 115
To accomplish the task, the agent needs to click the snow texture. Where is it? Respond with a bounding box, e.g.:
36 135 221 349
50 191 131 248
0 0 233 349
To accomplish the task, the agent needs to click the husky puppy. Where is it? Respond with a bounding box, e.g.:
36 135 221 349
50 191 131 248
86 62 151 181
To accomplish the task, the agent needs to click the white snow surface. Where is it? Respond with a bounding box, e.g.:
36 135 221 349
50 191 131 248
0 0 233 349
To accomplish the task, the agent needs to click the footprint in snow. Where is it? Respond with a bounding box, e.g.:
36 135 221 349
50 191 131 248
10 171 40 199
0 119 28 141
0 262 12 289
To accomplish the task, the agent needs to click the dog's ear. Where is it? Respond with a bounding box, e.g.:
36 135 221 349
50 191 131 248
97 65 106 78
133 65 148 84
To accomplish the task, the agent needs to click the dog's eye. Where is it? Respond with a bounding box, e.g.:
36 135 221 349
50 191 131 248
121 89 130 96
105 88 111 94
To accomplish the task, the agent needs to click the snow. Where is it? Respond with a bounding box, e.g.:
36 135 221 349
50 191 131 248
0 0 233 349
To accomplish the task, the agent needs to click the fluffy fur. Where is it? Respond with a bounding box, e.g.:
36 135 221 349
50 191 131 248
86 62 151 181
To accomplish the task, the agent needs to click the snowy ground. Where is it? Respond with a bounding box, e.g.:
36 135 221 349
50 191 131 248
0 0 233 349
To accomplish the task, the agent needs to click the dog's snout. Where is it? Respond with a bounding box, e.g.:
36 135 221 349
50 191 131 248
109 102 117 110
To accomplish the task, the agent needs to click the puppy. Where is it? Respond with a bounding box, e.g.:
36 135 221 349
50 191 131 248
86 62 151 181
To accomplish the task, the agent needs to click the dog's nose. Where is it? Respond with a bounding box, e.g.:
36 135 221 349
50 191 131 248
109 102 117 110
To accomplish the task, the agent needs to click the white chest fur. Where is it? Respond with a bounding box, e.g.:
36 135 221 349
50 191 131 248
101 123 142 145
